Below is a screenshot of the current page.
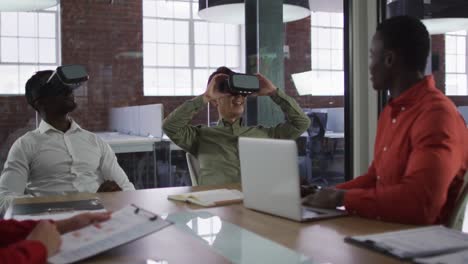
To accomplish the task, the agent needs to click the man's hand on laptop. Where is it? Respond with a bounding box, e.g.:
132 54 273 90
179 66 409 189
302 188 346 209
300 185 322 197
97 180 122 192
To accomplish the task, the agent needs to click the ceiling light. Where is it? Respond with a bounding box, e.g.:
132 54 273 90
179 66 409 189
0 0 58 11
387 0 468 35
422 18 468 35
198 0 310 24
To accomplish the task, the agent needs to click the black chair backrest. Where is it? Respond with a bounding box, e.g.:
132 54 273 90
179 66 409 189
307 112 327 138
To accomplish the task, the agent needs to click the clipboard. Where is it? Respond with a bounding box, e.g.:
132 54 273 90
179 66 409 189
11 198 104 216
48 204 172 264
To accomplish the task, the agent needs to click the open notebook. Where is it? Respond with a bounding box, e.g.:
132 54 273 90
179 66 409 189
168 189 243 207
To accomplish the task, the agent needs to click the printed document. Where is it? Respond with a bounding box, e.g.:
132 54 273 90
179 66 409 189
49 205 172 264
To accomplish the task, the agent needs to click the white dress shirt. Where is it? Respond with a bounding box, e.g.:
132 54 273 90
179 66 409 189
0 120 135 211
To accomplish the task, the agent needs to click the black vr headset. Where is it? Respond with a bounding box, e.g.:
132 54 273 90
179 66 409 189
219 73 260 95
30 64 89 102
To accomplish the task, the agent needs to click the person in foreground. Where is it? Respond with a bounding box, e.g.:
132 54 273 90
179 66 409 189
0 211 110 263
163 67 310 185
303 16 468 225
0 68 135 212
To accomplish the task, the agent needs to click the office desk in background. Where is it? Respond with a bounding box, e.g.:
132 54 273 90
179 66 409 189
96 132 165 189
300 131 345 139
8 184 413 264
300 131 345 185
97 132 185 188
96 132 161 154
324 131 345 139
323 131 345 157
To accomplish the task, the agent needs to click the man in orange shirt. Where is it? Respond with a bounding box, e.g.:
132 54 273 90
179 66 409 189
303 16 468 225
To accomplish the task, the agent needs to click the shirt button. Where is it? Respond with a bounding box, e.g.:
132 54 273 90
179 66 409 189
401 107 406 111
376 175 381 180
383 146 387 152
392 118 396 124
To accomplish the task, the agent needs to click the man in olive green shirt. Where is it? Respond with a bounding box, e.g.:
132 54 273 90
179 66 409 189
163 67 310 185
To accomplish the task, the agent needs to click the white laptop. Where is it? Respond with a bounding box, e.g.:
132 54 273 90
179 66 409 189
239 137 346 222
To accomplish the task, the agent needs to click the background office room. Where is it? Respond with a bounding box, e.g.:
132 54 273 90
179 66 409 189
1 0 468 264
0 0 349 189
0 0 466 188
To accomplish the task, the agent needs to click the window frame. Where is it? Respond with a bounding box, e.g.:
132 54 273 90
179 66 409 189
309 11 344 96
445 30 467 96
0 6 61 96
142 0 243 96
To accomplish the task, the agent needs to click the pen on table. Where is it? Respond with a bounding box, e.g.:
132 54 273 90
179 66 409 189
131 204 158 221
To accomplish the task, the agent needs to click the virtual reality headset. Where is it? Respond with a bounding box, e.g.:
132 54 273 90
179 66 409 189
38 64 89 98
219 73 260 95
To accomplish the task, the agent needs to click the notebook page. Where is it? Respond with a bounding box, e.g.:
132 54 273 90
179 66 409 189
188 189 243 205
169 189 230 200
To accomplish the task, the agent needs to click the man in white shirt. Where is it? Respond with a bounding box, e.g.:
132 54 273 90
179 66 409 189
0 68 135 212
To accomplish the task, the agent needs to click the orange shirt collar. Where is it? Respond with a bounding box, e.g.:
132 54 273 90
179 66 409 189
388 75 436 110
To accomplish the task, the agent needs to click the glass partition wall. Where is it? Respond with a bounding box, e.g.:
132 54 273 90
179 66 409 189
284 4 348 186
382 0 468 115
0 6 59 176
0 0 350 189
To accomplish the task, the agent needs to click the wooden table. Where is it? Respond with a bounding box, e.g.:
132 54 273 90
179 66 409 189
9 184 413 264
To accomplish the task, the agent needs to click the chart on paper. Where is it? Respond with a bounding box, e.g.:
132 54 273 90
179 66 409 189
49 205 172 264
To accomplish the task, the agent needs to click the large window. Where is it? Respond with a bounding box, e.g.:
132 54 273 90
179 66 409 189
310 11 344 96
0 6 60 95
445 30 467 95
143 0 242 96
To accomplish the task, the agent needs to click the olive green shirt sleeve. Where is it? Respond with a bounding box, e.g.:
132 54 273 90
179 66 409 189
268 89 311 139
162 95 206 154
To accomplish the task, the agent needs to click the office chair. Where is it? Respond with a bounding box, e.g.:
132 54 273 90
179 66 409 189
305 112 328 185
448 170 468 230
186 152 200 186
307 112 327 142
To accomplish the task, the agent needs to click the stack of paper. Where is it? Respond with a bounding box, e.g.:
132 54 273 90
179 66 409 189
414 249 468 264
346 225 468 261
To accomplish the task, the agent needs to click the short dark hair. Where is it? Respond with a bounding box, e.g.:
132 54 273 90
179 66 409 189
207 66 235 84
25 70 54 109
376 15 430 72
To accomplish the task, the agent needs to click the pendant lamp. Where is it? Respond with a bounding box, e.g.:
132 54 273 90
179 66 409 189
0 0 58 12
387 0 468 35
198 0 310 24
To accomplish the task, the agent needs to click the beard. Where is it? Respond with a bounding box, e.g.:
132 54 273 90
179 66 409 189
45 100 77 115
62 100 77 113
